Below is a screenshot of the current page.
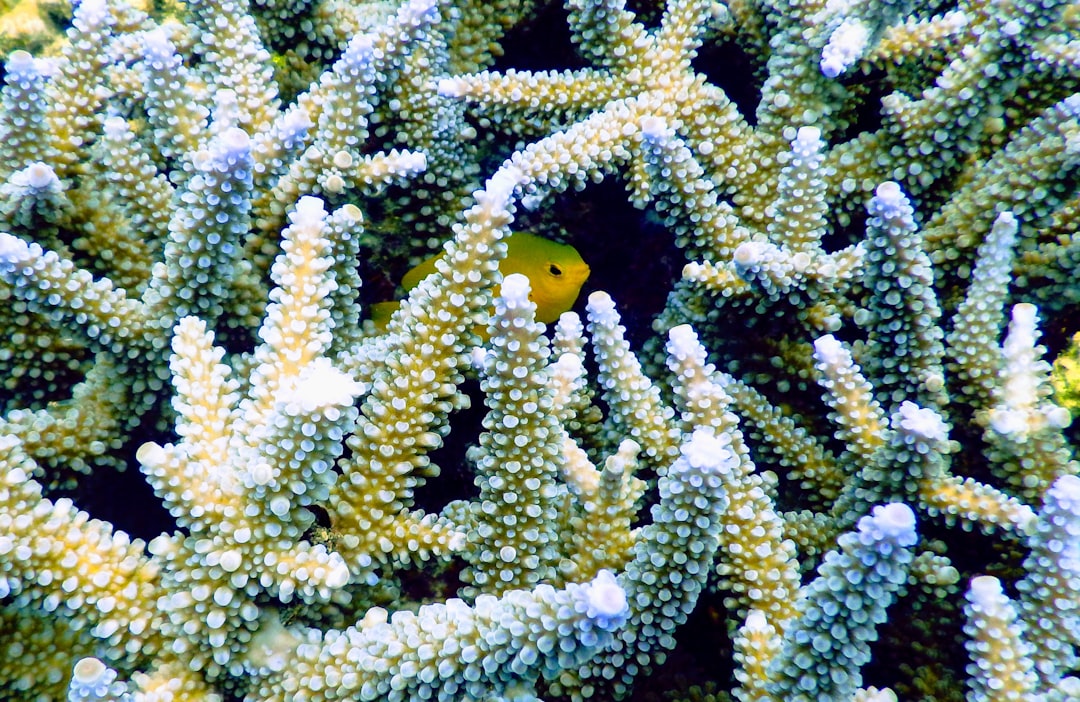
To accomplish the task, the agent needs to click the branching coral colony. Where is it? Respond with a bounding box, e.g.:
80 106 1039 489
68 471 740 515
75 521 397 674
0 0 1079 698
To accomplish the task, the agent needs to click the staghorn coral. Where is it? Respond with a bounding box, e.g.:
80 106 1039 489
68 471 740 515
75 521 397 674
0 0 1079 699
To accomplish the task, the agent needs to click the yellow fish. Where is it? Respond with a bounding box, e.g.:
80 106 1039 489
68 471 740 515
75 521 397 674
371 232 590 328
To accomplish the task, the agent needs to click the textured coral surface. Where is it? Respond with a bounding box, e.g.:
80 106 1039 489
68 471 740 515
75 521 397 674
1 0 1079 699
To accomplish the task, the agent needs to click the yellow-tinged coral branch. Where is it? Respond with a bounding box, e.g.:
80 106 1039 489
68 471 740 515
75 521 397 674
2 0 1080 698
559 438 643 581
963 576 1039 700
460 273 564 594
0 435 166 662
331 171 524 569
667 324 801 628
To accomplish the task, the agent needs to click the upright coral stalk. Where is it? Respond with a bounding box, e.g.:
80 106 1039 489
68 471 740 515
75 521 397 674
328 168 525 576
666 324 801 628
984 304 1075 503
860 181 945 410
586 290 680 475
569 428 740 700
945 211 1018 411
134 196 361 676
0 51 51 179
461 273 563 595
1016 475 1080 684
963 575 1039 702
762 504 919 702
813 334 886 464
147 128 254 327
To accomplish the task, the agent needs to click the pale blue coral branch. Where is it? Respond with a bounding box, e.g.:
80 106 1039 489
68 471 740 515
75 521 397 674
245 570 629 701
139 28 210 164
148 127 254 326
946 211 1019 411
1018 474 1080 685
0 229 154 354
764 503 918 701
98 116 175 253
569 427 738 700
0 51 52 179
861 181 945 411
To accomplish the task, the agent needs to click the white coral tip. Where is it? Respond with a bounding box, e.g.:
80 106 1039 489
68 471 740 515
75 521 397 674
1010 302 1037 327
732 240 767 268
667 324 701 360
584 569 628 623
1048 474 1080 510
992 210 1017 231
821 18 869 78
324 554 350 588
282 107 313 134
967 575 1003 607
25 162 58 190
142 27 176 62
103 116 129 139
869 502 917 542
813 334 847 365
470 346 489 371
342 34 374 65
403 0 438 22
0 232 31 264
499 272 531 307
74 0 109 27
135 442 167 469
743 609 770 632
552 352 583 377
71 657 108 687
219 127 251 156
5 50 34 73
988 408 1024 436
484 167 523 207
639 115 669 141
896 401 948 442
586 290 615 314
873 181 905 209
291 196 328 229
282 359 364 411
69 656 120 699
793 126 823 156
681 427 733 472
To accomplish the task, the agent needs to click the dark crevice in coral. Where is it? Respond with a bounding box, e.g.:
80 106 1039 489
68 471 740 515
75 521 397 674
551 177 685 347
70 445 176 544
693 36 763 126
489 0 585 73
624 587 735 701
412 377 486 513
831 66 889 145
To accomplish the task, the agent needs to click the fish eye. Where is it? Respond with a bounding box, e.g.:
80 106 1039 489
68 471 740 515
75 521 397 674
548 263 562 277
